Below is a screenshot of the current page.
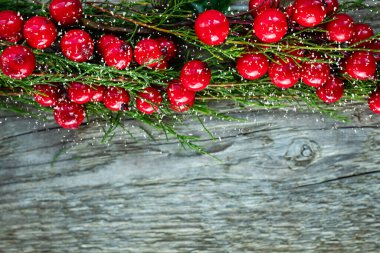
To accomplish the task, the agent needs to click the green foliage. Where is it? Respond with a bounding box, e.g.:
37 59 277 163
0 0 379 154
340 0 368 11
189 0 234 13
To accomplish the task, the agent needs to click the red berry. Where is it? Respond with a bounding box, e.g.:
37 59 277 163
49 0 82 26
5 33 23 43
324 0 339 16
53 100 85 129
0 45 36 79
0 10 23 42
154 60 168 70
345 51 376 80
292 0 326 27
34 84 62 107
268 57 301 89
349 23 374 46
104 41 133 70
167 79 195 107
285 4 295 19
156 37 177 61
97 34 121 56
91 85 105 102
249 0 271 17
195 10 230 46
236 53 268 80
134 38 162 68
301 53 330 87
253 8 288 43
23 16 57 49
326 14 354 43
136 87 163 114
103 87 130 111
61 29 94 62
180 60 211 91
368 90 380 114
67 82 94 104
170 104 193 112
316 75 344 103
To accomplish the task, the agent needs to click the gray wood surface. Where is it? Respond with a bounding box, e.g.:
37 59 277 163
1 0 380 252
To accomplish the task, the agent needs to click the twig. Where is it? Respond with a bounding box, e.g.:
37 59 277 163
80 18 151 34
31 72 139 84
0 92 24 96
228 19 253 25
196 95 296 100
0 88 24 96
227 10 253 18
30 0 42 5
90 4 188 38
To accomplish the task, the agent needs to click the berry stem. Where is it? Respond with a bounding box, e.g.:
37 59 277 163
273 0 281 9
226 40 380 53
80 18 151 34
196 95 296 100
228 19 254 25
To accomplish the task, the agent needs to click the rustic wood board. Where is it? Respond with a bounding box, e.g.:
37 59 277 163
1 0 380 252
2 104 380 252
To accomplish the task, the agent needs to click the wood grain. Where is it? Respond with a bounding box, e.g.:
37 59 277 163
1 104 380 252
1 0 380 252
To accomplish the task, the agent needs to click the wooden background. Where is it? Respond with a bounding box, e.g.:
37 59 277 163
1 0 380 252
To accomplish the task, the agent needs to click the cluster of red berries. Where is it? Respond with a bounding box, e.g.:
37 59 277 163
0 0 379 129
193 0 379 110
0 0 215 128
97 34 178 70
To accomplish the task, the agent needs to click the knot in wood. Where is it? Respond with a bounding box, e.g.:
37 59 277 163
284 138 320 169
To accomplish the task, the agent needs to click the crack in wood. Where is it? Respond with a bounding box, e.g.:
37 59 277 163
292 170 380 189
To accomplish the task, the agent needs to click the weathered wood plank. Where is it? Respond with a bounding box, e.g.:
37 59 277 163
1 175 379 252
1 103 380 252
